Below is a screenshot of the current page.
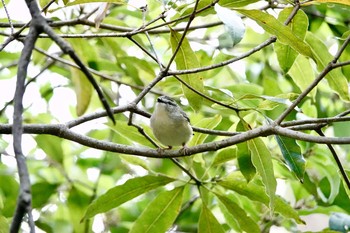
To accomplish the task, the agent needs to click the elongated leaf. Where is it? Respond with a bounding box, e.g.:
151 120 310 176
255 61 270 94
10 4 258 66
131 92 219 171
83 175 175 219
275 135 305 182
66 0 125 6
68 39 96 116
216 193 260 233
211 147 236 168
306 0 350 6
258 93 300 111
170 30 204 111
236 121 256 182
0 216 9 233
218 173 303 223
130 186 184 233
107 121 155 148
35 135 64 164
68 186 91 233
32 182 59 208
214 4 245 46
305 32 350 101
190 115 222 146
198 203 225 233
71 68 92 116
120 154 151 172
220 0 260 7
288 55 316 99
275 8 308 72
237 9 313 58
248 138 276 210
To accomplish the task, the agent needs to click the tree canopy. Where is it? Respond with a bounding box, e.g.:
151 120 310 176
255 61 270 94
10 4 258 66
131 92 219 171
1 0 350 232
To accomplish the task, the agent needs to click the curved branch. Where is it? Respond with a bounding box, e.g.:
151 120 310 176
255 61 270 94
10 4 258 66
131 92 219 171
2 123 350 159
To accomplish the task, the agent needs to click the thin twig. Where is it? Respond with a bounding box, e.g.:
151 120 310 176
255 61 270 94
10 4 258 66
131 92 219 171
1 0 14 34
316 129 350 190
275 32 350 124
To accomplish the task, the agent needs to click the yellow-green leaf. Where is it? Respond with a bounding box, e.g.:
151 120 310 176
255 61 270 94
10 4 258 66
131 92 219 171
83 175 175 220
0 216 9 233
305 32 350 101
237 9 313 58
130 187 184 233
35 135 64 164
191 115 222 146
288 55 316 100
211 147 237 168
248 138 276 210
275 8 309 72
71 68 92 116
218 173 303 223
66 0 125 6
198 203 225 233
170 30 204 111
305 0 350 6
216 193 260 233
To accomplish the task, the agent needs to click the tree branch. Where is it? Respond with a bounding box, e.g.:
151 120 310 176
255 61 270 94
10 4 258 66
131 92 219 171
10 14 39 233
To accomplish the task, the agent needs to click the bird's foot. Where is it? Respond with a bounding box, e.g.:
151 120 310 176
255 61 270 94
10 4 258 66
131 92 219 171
179 144 190 155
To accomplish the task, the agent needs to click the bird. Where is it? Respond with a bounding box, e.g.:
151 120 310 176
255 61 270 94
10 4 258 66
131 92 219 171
150 96 193 153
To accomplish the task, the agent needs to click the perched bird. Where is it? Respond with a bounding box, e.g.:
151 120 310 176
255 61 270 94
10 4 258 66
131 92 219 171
150 96 193 152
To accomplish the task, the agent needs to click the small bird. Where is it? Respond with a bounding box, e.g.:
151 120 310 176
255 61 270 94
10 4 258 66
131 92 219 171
150 96 193 152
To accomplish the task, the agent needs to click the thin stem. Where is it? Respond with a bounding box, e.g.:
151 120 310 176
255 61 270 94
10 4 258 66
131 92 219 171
275 32 350 124
316 129 350 190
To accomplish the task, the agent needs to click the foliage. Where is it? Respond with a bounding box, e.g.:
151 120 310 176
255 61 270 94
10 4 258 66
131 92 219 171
1 0 350 232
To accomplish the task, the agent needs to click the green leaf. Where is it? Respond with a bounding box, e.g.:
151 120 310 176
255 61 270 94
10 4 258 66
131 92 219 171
71 68 92 116
236 141 256 182
0 174 19 217
214 4 245 46
68 186 91 232
287 55 316 99
236 121 256 182
191 115 222 146
211 147 236 168
0 216 9 233
66 0 125 6
170 30 204 111
120 154 151 172
258 93 299 110
307 0 350 6
220 0 260 7
32 38 53 65
215 193 260 233
129 186 184 233
31 182 59 208
68 38 101 116
198 203 225 233
83 175 175 219
107 121 155 148
247 137 276 210
305 32 350 101
35 135 64 164
237 9 313 58
218 173 303 223
275 136 306 182
275 8 309 72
